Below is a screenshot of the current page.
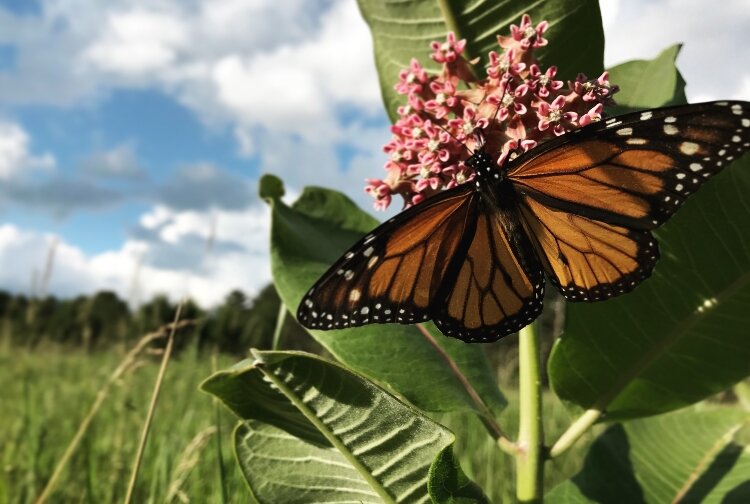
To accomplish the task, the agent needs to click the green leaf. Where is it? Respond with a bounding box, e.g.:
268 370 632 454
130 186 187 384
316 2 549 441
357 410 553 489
546 408 750 503
258 173 285 201
607 44 687 114
233 421 373 504
549 155 750 420
269 183 506 417
203 350 482 503
428 445 490 504
357 0 604 121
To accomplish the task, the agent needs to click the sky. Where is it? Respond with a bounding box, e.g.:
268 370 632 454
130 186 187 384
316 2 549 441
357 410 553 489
0 0 748 307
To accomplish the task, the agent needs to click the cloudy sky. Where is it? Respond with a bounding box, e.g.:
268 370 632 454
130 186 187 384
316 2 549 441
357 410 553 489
0 0 748 307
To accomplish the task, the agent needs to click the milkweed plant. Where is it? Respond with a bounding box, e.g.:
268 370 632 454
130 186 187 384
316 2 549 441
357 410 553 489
201 3 750 503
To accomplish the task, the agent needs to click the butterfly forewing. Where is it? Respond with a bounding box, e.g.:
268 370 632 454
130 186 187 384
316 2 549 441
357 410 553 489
507 101 750 230
297 184 479 330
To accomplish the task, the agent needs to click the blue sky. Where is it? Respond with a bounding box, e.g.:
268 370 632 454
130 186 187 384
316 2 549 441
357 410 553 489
0 0 748 306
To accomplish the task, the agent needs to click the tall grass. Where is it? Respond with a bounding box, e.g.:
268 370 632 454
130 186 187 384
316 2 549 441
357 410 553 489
1 338 592 503
0 342 248 503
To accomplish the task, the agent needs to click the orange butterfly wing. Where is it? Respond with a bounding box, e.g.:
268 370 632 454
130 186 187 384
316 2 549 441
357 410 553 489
297 183 545 341
431 204 544 341
297 185 479 330
508 101 750 230
507 101 750 301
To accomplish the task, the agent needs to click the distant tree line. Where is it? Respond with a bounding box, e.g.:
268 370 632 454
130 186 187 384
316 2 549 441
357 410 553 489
0 286 317 356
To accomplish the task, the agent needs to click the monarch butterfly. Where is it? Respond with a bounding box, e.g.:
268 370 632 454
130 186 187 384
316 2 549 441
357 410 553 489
297 101 750 342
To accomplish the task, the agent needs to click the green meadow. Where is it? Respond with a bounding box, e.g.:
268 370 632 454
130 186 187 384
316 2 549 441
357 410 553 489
1 332 594 503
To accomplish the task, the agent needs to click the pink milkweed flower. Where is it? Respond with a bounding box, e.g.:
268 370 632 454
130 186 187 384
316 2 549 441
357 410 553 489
487 50 526 80
499 14 549 53
430 32 467 63
424 80 459 119
529 64 564 98
395 59 430 95
574 71 620 103
366 14 619 210
579 103 604 126
537 95 579 136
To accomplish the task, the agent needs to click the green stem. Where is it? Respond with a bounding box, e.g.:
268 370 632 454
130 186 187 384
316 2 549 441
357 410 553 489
549 408 601 458
516 324 543 503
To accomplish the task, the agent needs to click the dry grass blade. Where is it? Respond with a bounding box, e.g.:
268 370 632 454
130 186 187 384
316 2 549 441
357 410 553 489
124 302 186 504
34 318 198 504
164 426 218 504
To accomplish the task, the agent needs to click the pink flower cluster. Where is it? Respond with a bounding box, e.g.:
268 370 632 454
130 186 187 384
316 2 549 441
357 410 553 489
366 14 619 210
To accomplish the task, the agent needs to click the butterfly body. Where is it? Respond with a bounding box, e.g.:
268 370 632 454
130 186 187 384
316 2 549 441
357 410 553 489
298 101 750 342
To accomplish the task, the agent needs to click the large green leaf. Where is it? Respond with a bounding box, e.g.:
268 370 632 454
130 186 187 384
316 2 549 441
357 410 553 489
549 154 750 420
546 408 750 503
357 0 604 121
203 351 488 503
265 175 506 418
607 44 687 115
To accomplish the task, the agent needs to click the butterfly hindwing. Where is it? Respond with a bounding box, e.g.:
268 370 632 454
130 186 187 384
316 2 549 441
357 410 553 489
297 184 479 330
518 195 658 302
507 101 750 230
432 204 545 342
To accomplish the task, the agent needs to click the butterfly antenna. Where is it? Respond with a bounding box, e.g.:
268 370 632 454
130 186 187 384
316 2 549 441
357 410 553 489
489 65 512 130
432 121 474 156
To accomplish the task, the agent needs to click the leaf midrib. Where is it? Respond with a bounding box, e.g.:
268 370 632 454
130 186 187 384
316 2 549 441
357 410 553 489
257 361 398 504
670 419 748 504
594 270 750 412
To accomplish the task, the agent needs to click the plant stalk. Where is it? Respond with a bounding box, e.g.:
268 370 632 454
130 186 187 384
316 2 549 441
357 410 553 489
549 408 601 458
124 301 184 504
516 323 543 503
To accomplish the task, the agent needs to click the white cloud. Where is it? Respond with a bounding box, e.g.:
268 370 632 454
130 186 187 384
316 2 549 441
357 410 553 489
0 120 55 179
0 202 273 306
601 0 750 101
209 0 380 138
84 8 188 76
1 0 381 144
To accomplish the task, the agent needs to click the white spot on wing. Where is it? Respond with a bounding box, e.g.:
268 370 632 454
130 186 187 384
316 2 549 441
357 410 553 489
616 127 633 136
664 124 679 135
679 141 699 155
349 289 360 302
626 138 648 145
367 256 379 269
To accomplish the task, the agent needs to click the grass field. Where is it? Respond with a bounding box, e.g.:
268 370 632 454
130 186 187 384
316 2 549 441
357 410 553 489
0 338 595 503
